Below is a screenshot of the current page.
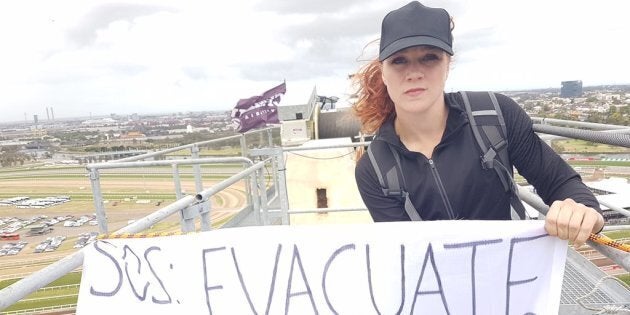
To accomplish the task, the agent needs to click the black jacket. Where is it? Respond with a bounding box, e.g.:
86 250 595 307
355 92 600 222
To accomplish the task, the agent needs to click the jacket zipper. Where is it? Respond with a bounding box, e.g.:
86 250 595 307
427 159 456 219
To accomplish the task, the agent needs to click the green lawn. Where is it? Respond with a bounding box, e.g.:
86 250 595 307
0 272 82 312
617 274 630 287
3 295 77 312
567 160 630 167
603 230 630 239
0 272 81 290
556 139 630 154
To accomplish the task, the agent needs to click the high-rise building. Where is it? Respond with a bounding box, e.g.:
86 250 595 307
560 80 583 98
33 114 38 124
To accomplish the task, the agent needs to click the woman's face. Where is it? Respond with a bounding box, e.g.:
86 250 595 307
381 46 450 115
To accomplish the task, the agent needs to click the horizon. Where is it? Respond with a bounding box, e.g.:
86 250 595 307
2 82 629 126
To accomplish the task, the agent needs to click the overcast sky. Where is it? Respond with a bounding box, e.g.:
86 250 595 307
1 0 629 123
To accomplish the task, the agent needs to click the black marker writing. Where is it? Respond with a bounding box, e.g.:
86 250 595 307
202 247 227 315
505 234 547 315
145 246 172 304
90 241 122 297
366 244 406 315
444 239 503 315
122 245 149 301
285 244 318 315
411 243 450 314
322 243 355 315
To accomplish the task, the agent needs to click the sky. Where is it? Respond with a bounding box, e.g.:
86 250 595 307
0 0 629 123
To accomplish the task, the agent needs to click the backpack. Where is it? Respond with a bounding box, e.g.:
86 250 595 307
366 91 527 221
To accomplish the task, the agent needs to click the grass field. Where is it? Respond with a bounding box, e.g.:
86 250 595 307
557 139 630 154
603 230 630 239
0 272 81 312
567 160 630 167
0 161 249 312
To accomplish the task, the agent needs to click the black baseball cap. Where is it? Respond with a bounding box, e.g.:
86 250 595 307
379 1 454 61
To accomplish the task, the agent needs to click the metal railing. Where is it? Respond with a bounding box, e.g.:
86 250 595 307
86 157 255 233
0 304 77 315
1 119 629 311
0 127 280 311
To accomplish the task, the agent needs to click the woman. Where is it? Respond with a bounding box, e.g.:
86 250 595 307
353 1 604 246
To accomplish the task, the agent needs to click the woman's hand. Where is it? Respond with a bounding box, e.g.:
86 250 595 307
544 198 605 247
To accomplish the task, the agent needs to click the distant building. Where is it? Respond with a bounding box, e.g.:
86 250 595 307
119 131 146 141
560 80 583 98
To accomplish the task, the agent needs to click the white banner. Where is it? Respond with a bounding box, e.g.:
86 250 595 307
77 221 567 314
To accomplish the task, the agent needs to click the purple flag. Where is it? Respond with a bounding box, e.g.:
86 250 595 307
230 82 286 133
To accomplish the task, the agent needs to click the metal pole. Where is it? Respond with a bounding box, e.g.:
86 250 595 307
283 142 371 152
0 251 85 311
533 124 630 148
113 134 243 163
195 160 267 202
88 168 108 233
240 134 253 209
116 195 197 234
599 200 630 218
288 207 369 214
191 145 211 231
270 149 279 202
274 148 290 225
267 128 273 147
518 186 630 270
532 117 630 130
249 168 261 225
257 167 269 225
172 164 195 232
88 157 253 170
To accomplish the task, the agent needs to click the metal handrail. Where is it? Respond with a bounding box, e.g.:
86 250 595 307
0 156 267 309
195 159 268 203
0 303 77 315
113 126 280 163
518 186 630 270
532 117 630 130
533 124 630 148
1 122 629 311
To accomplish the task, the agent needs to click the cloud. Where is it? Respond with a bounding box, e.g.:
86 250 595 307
1 0 628 124
182 67 209 81
237 6 386 82
254 0 365 14
240 61 334 81
109 63 149 76
281 10 382 42
66 3 178 47
239 34 366 82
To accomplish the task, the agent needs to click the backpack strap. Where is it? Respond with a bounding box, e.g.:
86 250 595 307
460 91 527 220
367 141 422 221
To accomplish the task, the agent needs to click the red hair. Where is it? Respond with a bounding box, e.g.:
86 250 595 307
351 59 395 134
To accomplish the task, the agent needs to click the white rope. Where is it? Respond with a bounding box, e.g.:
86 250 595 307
576 275 630 314
595 305 630 314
